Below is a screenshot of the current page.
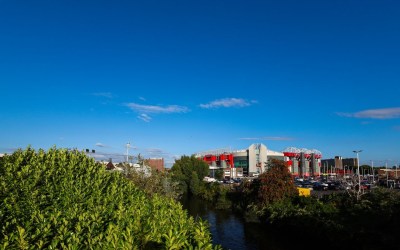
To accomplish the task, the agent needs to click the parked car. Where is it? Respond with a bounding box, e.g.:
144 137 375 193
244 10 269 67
232 178 242 183
326 182 339 190
302 181 314 188
313 182 327 191
223 179 234 184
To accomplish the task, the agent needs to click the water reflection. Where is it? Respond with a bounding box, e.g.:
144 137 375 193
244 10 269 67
181 195 284 250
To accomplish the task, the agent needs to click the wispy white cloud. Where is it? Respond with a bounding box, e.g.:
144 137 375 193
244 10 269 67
92 92 114 98
139 96 146 101
250 100 258 104
337 107 400 119
146 148 162 153
146 148 169 156
164 154 182 168
138 114 152 122
239 136 295 141
361 121 372 125
92 153 106 158
141 148 180 168
96 142 106 147
172 155 181 160
126 103 190 114
200 98 254 109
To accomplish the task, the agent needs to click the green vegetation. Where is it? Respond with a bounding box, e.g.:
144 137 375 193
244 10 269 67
171 156 231 209
0 147 220 249
254 189 400 249
214 169 224 181
123 162 182 201
170 155 209 195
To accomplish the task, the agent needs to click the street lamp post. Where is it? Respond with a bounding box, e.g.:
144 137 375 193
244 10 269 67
371 160 374 184
126 142 131 163
353 150 362 192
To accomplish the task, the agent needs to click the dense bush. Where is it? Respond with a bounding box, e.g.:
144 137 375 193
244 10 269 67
0 148 220 249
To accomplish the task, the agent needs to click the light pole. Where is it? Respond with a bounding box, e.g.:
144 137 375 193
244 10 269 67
126 142 131 163
371 160 375 184
353 150 362 192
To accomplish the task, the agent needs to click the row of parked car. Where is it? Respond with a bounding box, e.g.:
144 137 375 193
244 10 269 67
294 178 364 191
222 178 242 184
295 179 340 190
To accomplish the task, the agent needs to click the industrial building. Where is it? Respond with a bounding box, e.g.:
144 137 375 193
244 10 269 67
196 144 322 178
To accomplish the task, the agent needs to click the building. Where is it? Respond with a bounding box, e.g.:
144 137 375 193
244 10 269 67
197 144 323 178
378 169 400 179
321 156 358 175
197 143 285 178
282 147 322 177
146 158 165 172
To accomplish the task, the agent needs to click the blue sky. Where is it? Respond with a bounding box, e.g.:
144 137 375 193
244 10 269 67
1 0 399 166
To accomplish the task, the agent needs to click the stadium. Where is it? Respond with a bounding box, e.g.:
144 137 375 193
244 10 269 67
196 143 322 178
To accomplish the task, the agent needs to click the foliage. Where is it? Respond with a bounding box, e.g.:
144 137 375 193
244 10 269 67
124 163 182 200
229 160 298 215
257 188 400 249
0 147 220 249
199 183 231 210
214 169 224 181
171 155 209 195
189 172 202 196
256 159 297 206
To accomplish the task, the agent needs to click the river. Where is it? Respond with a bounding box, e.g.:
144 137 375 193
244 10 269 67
180 195 288 250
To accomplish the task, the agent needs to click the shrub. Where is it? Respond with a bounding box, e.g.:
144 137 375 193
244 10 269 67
0 147 220 249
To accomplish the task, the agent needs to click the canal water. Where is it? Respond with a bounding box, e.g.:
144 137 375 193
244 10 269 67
180 196 287 250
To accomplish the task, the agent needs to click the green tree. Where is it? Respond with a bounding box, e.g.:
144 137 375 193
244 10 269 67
214 169 224 180
257 159 298 206
171 155 209 194
190 171 202 195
